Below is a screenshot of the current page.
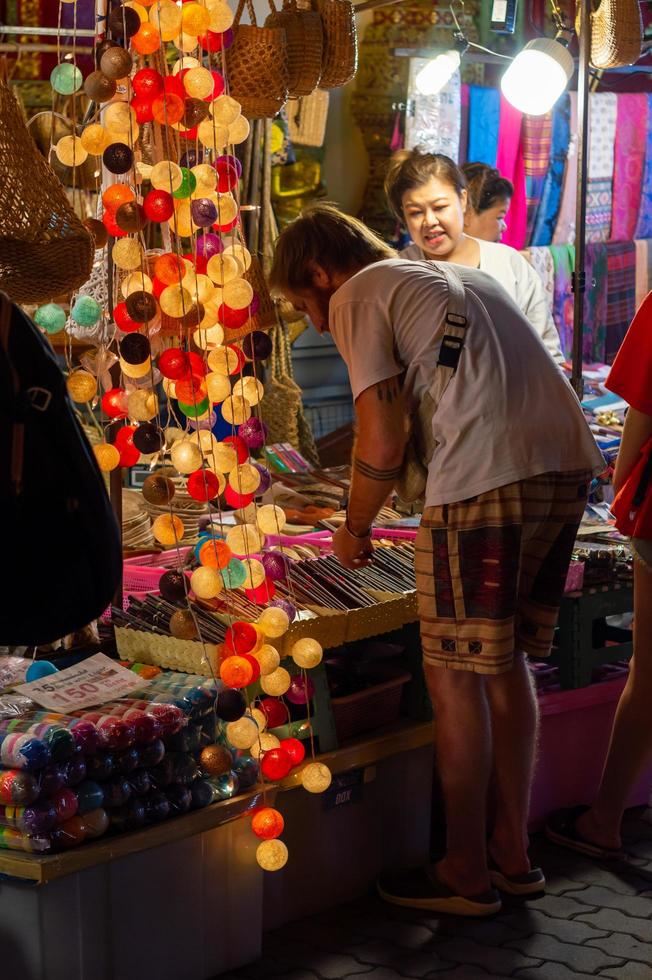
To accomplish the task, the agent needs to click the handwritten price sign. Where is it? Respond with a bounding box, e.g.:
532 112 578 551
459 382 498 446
15 654 150 711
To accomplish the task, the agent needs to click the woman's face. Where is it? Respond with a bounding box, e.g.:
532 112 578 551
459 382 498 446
464 197 510 243
401 176 466 259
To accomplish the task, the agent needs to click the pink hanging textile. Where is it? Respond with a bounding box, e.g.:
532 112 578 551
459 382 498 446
611 93 648 242
496 95 527 250
552 91 578 245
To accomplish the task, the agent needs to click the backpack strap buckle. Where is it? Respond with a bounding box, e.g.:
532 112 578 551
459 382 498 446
27 387 52 412
437 335 464 371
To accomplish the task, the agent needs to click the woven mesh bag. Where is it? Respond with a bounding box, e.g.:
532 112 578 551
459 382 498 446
0 75 93 304
226 0 290 119
260 321 301 446
287 89 330 147
577 0 643 69
318 0 358 90
265 0 323 97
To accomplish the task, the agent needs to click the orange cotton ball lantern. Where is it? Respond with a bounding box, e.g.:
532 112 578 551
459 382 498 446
251 807 284 840
131 22 161 54
181 2 210 36
198 538 231 569
152 513 185 545
220 655 254 689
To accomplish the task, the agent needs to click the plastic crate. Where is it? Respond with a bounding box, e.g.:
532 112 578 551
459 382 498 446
330 665 411 743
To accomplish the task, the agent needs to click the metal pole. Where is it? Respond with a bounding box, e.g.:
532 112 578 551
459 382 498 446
571 0 590 399
0 25 97 36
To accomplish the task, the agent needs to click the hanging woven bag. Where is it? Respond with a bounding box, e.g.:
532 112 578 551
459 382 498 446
287 89 330 147
265 0 323 97
226 0 290 119
317 0 358 90
577 0 643 69
0 71 93 304
260 321 301 446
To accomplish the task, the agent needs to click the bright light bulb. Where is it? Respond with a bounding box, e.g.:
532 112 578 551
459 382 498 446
415 50 461 96
500 38 574 116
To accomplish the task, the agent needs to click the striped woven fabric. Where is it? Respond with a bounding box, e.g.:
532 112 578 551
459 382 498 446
635 95 652 240
605 241 637 362
531 94 570 246
523 111 553 242
586 93 617 243
611 93 648 243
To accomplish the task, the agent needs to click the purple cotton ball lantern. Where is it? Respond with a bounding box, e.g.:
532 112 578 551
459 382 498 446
215 153 242 178
261 551 292 581
270 598 297 622
188 410 217 430
285 675 315 705
180 149 203 169
191 198 218 228
253 463 272 494
242 330 273 361
195 233 224 260
238 417 268 450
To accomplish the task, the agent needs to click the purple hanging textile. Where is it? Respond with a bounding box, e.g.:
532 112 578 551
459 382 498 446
611 93 648 242
583 243 608 364
634 95 652 240
549 244 575 357
605 242 637 362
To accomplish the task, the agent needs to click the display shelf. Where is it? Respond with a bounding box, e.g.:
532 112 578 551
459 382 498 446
0 720 433 886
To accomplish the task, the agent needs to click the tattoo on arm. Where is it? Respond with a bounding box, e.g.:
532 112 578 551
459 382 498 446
354 457 403 481
375 376 401 403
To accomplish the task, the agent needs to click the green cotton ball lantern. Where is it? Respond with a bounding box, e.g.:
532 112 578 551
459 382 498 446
34 303 67 334
71 296 102 327
172 168 197 200
178 395 210 418
50 63 83 95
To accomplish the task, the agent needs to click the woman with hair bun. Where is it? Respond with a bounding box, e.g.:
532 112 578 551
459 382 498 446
462 162 513 243
385 148 563 364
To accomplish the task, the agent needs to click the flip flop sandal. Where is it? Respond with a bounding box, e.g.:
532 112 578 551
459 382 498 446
545 805 625 861
377 867 502 917
489 864 546 896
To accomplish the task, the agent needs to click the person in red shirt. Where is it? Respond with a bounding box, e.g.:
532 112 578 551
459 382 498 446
547 293 652 859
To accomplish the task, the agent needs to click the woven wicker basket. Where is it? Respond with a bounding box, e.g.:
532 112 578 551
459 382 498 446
226 0 289 119
222 255 276 341
318 0 358 90
578 0 643 69
265 0 323 97
0 75 93 304
260 320 302 445
287 89 330 146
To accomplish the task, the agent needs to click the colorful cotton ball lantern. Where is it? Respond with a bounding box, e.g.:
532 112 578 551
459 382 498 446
126 290 158 323
149 0 182 40
256 838 288 872
84 71 117 103
250 732 280 760
155 253 186 286
199 28 233 52
221 558 248 589
131 22 161 53
182 98 210 130
270 598 297 623
71 295 101 327
253 464 272 496
34 303 66 334
257 606 290 639
131 95 154 124
169 608 197 639
258 697 288 728
160 284 192 318
115 201 147 233
183 66 213 99
206 256 240 291
281 738 306 766
132 66 164 99
207 345 240 377
132 423 163 454
257 505 286 535
171 439 202 474
217 303 249 331
225 716 257 749
222 278 253 311
225 523 263 556
109 4 141 36
55 135 87 167
152 92 185 125
50 62 83 95
103 183 134 210
196 233 224 262
210 441 238 473
122 335 151 365
199 538 231 569
251 807 284 840
220 655 254 689
102 387 129 419
260 667 291 697
202 375 228 410
229 114 250 145
142 473 175 504
190 197 218 228
199 744 232 776
191 163 217 194
112 238 143 271
233 377 264 406
143 188 174 223
222 394 250 426
224 620 258 655
224 485 254 509
175 375 207 404
245 580 276 605
100 45 133 80
187 468 221 501
291 638 323 670
105 102 138 135
261 552 291 583
286 675 314 705
67 370 98 403
94 443 121 472
241 330 271 362
228 463 261 496
159 568 188 601
128 388 158 421
190 566 223 599
301 762 332 794
260 748 292 781
153 513 184 546
103 142 134 176
84 217 109 248
151 160 183 192
253 645 280 677
158 347 189 380
237 417 268 451
121 272 153 299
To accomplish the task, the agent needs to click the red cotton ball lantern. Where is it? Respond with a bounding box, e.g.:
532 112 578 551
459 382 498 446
158 347 190 380
113 302 140 334
220 655 254 689
102 210 127 238
280 737 305 766
240 652 261 684
223 434 248 462
245 580 276 605
218 304 250 330
216 163 239 193
259 697 288 729
251 807 284 840
152 93 185 126
213 214 239 234
204 70 225 101
187 469 220 501
224 620 258 656
175 376 207 403
132 67 164 100
260 748 292 781
164 74 186 100
131 95 154 124
187 351 208 378
143 189 174 223
102 387 129 419
224 485 254 509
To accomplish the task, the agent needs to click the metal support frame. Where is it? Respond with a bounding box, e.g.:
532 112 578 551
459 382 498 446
571 0 590 399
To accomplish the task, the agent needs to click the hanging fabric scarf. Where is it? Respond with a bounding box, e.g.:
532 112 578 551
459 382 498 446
549 243 575 357
605 241 637 362
634 239 650 312
553 91 578 245
531 94 570 247
586 92 617 243
525 246 555 317
467 86 500 167
459 83 470 164
635 95 652 240
496 95 526 249
583 243 608 364
611 93 648 242
523 110 553 244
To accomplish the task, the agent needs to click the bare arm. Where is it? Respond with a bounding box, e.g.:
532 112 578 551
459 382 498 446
613 407 652 494
332 374 407 568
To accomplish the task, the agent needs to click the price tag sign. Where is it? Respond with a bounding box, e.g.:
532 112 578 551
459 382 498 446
14 653 150 711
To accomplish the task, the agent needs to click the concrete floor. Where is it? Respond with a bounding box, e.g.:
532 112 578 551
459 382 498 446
219 808 652 980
